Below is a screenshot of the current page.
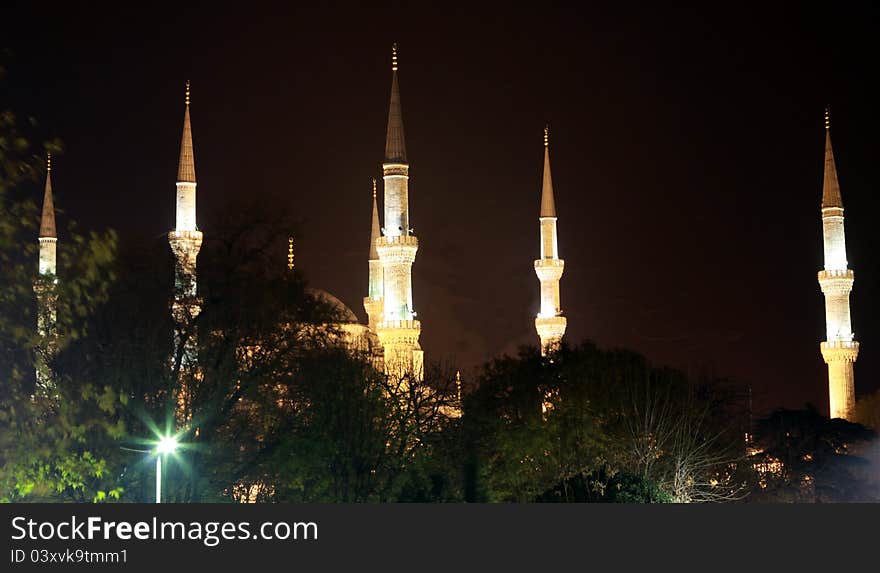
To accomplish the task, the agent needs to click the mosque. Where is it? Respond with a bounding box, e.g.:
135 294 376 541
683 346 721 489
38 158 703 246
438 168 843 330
31 47 858 420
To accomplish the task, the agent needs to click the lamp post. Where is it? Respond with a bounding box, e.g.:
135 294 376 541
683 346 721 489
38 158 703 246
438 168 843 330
155 435 179 503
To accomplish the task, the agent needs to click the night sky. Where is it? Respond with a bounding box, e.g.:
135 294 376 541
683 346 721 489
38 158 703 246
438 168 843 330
4 2 879 415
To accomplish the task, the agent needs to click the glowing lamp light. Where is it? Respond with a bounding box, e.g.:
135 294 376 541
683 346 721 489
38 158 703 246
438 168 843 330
156 435 179 455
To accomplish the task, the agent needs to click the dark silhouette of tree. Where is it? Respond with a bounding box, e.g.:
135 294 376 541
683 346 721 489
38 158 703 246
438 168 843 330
0 89 117 501
464 343 749 502
748 405 877 502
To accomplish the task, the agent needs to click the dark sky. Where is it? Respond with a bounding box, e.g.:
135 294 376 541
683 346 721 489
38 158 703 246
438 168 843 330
4 2 879 415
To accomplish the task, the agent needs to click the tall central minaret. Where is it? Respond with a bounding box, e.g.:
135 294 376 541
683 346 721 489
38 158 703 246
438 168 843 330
818 107 858 420
364 178 384 332
168 81 202 418
35 153 58 389
534 126 566 355
375 44 424 379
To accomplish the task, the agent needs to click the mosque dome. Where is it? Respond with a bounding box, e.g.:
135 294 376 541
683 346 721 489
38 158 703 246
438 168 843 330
305 288 359 324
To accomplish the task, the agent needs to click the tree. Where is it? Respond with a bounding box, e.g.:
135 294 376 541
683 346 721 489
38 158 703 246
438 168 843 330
464 343 749 502
0 77 118 501
748 405 878 502
261 354 461 502
465 344 615 502
616 368 749 502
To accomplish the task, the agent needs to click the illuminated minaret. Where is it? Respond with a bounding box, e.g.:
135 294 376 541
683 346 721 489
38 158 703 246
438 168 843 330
167 81 202 416
364 178 384 332
375 44 424 379
818 107 858 420
35 153 58 388
534 126 566 355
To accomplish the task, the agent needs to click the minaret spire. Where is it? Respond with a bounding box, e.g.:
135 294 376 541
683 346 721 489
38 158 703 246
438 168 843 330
821 106 843 209
365 178 385 332
385 43 407 163
178 80 196 184
817 106 858 420
534 125 566 355
370 178 381 259
540 125 556 218
39 152 57 240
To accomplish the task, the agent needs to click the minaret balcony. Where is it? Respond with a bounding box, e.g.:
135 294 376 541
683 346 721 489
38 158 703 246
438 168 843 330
821 207 844 219
820 340 859 363
377 318 421 331
376 319 422 347
535 315 567 339
818 269 854 294
169 229 204 242
534 258 564 281
376 236 418 263
818 268 853 279
534 258 564 268
169 230 204 257
377 235 418 247
382 163 409 177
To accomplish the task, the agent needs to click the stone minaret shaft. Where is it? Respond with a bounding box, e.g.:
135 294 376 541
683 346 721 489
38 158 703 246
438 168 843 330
364 179 384 332
375 44 424 378
35 154 58 388
168 82 202 419
534 127 566 355
818 108 857 420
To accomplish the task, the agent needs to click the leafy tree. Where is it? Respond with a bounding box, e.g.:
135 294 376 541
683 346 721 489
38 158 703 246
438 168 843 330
0 78 118 502
464 343 748 502
261 354 461 502
748 405 877 502
465 344 615 502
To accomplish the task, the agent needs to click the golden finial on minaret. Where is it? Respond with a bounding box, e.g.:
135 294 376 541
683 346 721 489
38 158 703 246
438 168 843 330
287 236 295 270
391 43 398 72
185 80 191 106
544 124 549 148
455 370 462 402
824 105 830 130
46 151 52 172
372 177 377 199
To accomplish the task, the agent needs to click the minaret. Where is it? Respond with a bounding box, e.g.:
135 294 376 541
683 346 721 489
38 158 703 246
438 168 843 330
375 44 424 379
534 126 566 355
168 81 202 419
364 178 384 332
35 153 58 388
818 106 858 420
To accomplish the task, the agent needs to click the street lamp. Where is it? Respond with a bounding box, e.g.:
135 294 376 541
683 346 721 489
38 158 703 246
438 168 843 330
155 435 179 503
